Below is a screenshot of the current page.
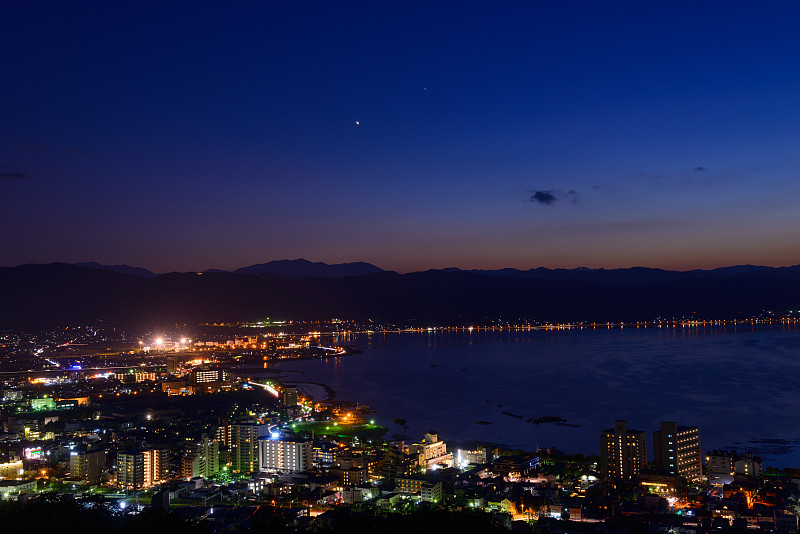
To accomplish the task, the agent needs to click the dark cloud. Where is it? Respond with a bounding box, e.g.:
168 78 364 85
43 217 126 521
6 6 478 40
530 190 558 205
528 189 579 205
694 166 708 172
0 171 31 180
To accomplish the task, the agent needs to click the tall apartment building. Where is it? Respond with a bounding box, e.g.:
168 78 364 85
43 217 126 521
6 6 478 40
217 422 270 473
258 438 312 473
600 420 647 479
653 421 702 482
182 436 221 479
70 449 106 485
116 449 168 489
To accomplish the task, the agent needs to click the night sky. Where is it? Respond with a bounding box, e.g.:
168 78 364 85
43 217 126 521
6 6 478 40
3 2 800 273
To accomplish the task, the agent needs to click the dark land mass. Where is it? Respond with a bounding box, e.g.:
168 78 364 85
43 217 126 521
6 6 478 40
74 258 383 279
232 258 384 278
70 258 800 285
73 261 157 278
443 263 800 285
2 262 800 329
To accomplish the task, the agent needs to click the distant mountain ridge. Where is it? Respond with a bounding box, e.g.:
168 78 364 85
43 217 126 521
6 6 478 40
68 260 800 284
232 259 384 278
440 264 800 286
73 261 156 278
74 259 384 279
3 261 800 329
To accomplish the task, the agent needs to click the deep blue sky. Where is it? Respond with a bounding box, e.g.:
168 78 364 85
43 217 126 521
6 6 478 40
3 1 800 273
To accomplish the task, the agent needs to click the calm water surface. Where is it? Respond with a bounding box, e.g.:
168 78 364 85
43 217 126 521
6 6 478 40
272 325 800 467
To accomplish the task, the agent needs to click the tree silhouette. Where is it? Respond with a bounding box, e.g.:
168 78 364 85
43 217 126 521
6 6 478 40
393 418 409 435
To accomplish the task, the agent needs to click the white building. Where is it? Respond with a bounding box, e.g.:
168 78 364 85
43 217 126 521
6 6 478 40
706 450 762 486
408 433 453 469
258 438 312 473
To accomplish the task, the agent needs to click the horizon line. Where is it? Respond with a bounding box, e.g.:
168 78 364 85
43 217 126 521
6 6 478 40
3 258 799 276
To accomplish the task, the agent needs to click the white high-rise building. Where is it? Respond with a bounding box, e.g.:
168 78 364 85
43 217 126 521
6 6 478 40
258 438 312 473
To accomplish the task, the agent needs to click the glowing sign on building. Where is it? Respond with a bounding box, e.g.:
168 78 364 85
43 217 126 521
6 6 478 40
24 447 42 460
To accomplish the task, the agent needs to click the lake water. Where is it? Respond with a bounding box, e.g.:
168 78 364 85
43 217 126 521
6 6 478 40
271 325 800 467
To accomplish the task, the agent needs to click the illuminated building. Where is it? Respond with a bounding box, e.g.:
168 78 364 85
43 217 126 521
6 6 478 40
30 397 56 411
331 466 367 485
162 380 194 395
2 390 22 401
408 433 453 469
0 480 37 497
636 474 680 497
312 442 336 469
182 436 221 478
341 486 375 504
190 365 233 393
217 422 270 473
735 452 762 478
191 365 231 384
70 449 106 485
116 449 168 489
60 396 89 406
0 460 23 479
23 447 42 460
116 451 144 489
280 386 297 406
707 450 762 485
395 478 443 502
653 421 702 482
258 437 312 473
600 420 647 479
456 448 488 468
113 370 157 383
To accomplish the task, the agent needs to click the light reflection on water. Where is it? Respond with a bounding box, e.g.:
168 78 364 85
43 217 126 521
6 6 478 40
275 325 800 467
